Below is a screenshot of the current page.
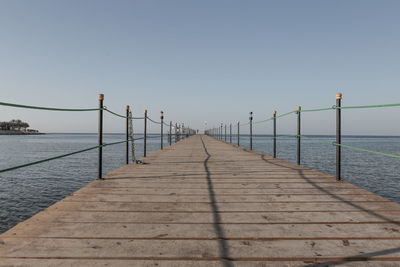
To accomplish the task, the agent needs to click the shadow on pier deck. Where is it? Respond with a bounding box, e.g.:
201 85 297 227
1 135 400 266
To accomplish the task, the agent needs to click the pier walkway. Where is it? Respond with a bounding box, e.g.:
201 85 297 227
1 135 400 266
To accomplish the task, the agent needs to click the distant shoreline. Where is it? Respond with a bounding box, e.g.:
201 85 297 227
0 130 44 135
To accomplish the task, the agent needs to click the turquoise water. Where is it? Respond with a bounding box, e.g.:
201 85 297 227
0 133 399 233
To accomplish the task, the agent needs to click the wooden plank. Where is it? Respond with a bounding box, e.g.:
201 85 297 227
16 210 400 224
4 222 400 239
2 238 400 259
47 200 400 212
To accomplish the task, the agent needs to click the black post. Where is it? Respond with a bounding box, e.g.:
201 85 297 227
224 124 227 142
229 123 232 143
144 109 147 157
175 123 178 143
297 106 301 165
237 121 240 146
220 123 223 140
98 94 104 179
160 111 164 149
126 105 129 164
169 121 172 145
273 111 277 158
178 124 180 141
249 112 253 150
336 93 342 181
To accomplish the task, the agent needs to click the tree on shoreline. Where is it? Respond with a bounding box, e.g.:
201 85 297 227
0 120 30 131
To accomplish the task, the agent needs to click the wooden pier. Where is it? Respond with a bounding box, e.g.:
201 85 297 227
1 135 400 266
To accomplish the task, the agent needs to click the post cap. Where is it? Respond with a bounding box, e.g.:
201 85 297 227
273 110 277 115
297 106 301 111
336 93 342 99
126 105 130 110
98 94 104 100
144 109 147 113
160 110 163 114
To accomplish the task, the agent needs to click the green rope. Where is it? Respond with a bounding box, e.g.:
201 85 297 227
336 103 400 110
103 108 126 118
0 140 127 174
0 101 146 120
277 134 400 159
249 110 297 125
147 117 161 124
0 101 99 112
254 117 274 124
275 110 297 119
334 143 400 159
104 108 144 120
301 107 335 112
246 103 400 126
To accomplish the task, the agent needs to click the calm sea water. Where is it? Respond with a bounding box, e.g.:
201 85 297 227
0 133 399 233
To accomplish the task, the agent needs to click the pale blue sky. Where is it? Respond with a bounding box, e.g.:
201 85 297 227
0 0 399 134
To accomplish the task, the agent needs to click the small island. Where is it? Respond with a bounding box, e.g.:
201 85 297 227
0 119 43 135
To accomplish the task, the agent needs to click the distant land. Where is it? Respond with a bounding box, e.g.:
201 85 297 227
0 119 43 135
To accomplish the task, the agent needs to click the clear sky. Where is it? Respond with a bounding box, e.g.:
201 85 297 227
0 0 399 135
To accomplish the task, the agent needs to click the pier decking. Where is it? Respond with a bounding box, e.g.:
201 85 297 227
1 135 400 266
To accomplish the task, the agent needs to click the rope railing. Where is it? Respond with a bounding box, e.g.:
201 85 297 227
103 107 127 118
0 101 100 112
226 102 400 128
0 94 197 179
0 100 150 120
206 93 400 181
230 103 400 128
271 134 400 160
0 140 127 174
147 116 162 124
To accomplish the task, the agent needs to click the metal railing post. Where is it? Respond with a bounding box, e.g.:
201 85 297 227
160 111 164 149
237 121 240 146
224 124 227 142
126 105 129 164
336 93 342 181
169 121 172 145
98 94 104 179
175 123 178 143
144 109 147 157
178 124 180 141
273 111 277 158
297 106 301 165
249 112 253 150
229 123 232 143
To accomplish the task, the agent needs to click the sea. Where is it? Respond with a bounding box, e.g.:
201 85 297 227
0 133 399 233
